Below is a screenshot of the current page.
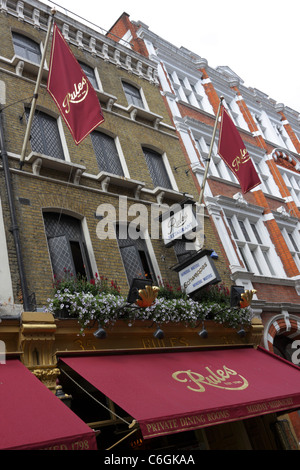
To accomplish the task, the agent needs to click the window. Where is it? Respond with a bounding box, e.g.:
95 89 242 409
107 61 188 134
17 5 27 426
91 132 124 176
250 223 262 244
173 239 196 264
227 217 238 239
177 77 192 104
238 220 250 242
25 108 64 160
190 84 203 109
227 216 276 276
122 82 144 108
143 147 172 189
273 335 296 363
116 225 156 286
281 228 300 271
282 171 300 207
252 113 267 138
43 212 91 280
195 135 239 183
12 32 41 64
79 62 98 89
253 161 272 195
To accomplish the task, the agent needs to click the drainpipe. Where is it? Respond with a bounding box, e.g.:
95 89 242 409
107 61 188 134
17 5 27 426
0 109 30 311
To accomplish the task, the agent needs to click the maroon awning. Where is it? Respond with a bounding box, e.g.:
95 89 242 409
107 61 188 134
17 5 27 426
0 359 97 450
61 346 300 439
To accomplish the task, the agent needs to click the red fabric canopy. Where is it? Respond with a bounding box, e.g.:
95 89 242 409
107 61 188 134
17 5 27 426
61 347 300 439
0 359 97 450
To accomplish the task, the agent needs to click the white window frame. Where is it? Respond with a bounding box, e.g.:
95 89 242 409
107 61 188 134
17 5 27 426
12 31 41 65
281 167 300 208
122 81 148 110
78 61 102 91
195 135 238 183
249 146 281 197
225 210 285 278
276 214 300 273
91 130 129 178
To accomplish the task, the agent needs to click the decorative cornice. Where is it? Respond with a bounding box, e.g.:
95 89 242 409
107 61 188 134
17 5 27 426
2 0 159 84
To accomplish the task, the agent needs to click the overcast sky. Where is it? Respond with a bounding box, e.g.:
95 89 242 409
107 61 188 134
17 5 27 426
44 0 300 113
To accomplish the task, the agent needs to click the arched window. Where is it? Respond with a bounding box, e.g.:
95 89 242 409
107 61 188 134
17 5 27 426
143 147 172 189
273 335 295 363
116 224 156 286
122 82 144 108
79 61 98 89
12 32 41 64
43 212 92 281
91 131 124 176
25 108 64 160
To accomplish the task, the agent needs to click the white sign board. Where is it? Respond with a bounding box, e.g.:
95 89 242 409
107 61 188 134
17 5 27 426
161 204 198 245
178 254 219 295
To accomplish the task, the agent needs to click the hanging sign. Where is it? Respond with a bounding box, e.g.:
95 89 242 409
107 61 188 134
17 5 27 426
173 250 221 295
161 204 198 246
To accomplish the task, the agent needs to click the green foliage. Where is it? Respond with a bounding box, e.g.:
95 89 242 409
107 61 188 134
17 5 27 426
52 270 121 297
194 282 230 305
45 275 253 334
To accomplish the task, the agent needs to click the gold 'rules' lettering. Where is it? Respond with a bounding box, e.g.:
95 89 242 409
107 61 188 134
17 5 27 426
232 148 250 172
172 365 249 392
63 76 89 114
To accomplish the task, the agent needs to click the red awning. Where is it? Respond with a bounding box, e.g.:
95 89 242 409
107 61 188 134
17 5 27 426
0 359 97 450
61 346 300 439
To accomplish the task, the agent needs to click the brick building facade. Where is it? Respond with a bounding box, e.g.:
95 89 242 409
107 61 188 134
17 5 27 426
1 1 300 451
0 0 229 314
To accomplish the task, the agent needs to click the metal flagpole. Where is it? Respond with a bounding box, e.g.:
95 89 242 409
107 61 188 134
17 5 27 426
198 96 224 205
19 8 56 169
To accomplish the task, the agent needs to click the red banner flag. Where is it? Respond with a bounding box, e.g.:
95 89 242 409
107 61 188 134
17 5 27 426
218 107 260 193
47 23 104 145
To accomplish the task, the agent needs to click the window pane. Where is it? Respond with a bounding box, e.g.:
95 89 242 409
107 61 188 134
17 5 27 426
250 223 262 244
239 247 251 272
116 225 156 285
119 245 145 286
173 239 196 263
227 218 238 239
79 62 98 89
238 220 250 242
25 109 64 159
288 232 299 252
143 147 172 189
70 241 86 278
91 132 124 176
12 32 41 64
48 235 74 279
262 251 276 276
44 213 91 280
251 249 263 275
122 82 144 108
